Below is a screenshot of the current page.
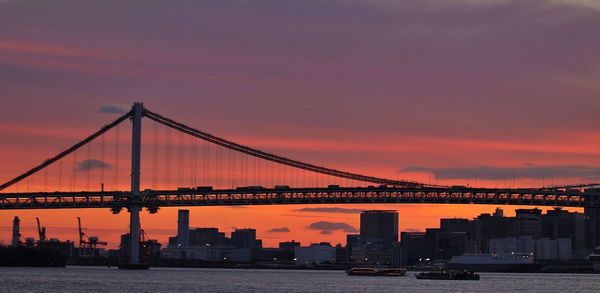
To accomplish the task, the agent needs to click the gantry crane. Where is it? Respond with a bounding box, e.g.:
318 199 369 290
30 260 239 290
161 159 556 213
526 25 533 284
35 217 46 244
77 217 107 257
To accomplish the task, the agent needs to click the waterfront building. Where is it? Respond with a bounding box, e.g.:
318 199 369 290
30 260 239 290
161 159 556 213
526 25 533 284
360 210 398 247
177 210 189 247
489 236 572 260
294 243 336 265
542 208 585 254
189 228 227 246
515 208 542 238
400 231 427 265
231 229 261 249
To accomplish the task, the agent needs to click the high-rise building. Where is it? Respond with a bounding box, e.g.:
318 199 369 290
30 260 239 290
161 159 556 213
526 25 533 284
177 210 189 247
516 208 542 238
400 231 427 265
476 211 515 253
11 216 20 247
542 208 585 253
440 218 478 253
360 210 398 247
231 229 260 249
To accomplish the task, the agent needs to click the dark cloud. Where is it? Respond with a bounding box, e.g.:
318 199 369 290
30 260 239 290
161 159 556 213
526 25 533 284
402 164 600 180
267 227 290 233
296 207 364 214
308 221 358 233
320 230 333 235
97 103 130 114
77 159 112 171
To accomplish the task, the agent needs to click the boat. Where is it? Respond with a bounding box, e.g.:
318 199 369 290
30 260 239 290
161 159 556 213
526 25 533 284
447 253 540 272
416 270 479 280
346 267 406 276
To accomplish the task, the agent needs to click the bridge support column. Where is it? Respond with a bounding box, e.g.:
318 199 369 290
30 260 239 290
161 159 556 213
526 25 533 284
129 204 141 265
128 102 143 266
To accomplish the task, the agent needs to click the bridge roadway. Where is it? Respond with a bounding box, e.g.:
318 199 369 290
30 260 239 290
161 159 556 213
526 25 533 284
1 186 599 211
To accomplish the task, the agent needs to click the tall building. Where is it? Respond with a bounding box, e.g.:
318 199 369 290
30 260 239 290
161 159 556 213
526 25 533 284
345 234 360 262
400 232 427 265
231 229 260 249
515 208 542 238
11 216 20 247
542 208 585 253
475 210 514 253
360 210 398 247
440 218 478 253
177 210 189 247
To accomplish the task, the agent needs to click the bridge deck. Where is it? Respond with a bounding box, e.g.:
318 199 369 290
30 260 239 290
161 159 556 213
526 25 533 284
1 187 598 210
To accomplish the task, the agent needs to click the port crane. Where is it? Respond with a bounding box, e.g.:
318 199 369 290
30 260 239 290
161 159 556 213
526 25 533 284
35 217 46 244
77 217 107 257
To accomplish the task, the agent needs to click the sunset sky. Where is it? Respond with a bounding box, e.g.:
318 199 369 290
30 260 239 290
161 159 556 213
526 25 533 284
1 0 600 248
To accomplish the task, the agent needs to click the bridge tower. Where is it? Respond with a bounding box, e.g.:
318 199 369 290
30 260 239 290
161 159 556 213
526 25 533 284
128 102 143 266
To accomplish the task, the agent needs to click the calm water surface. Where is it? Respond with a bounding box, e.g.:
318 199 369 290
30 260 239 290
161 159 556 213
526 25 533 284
0 266 598 292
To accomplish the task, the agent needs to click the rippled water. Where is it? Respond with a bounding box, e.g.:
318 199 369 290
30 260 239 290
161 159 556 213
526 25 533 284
0 266 598 292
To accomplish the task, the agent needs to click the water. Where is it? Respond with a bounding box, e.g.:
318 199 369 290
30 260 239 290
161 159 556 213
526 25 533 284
0 267 597 292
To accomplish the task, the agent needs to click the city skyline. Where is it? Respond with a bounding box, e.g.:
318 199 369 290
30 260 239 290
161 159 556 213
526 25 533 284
2 0 600 248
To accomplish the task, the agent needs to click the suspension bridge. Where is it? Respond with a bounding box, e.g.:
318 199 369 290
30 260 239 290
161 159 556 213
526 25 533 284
2 103 600 266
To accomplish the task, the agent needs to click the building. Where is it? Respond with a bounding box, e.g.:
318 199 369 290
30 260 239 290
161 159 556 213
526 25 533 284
294 243 336 265
489 236 572 261
400 232 427 265
440 218 478 253
345 234 360 262
259 248 295 264
515 208 542 238
476 211 515 252
177 210 189 247
231 229 261 249
279 240 301 250
542 208 585 255
489 236 535 255
189 228 227 246
360 210 398 247
535 238 572 260
11 216 19 247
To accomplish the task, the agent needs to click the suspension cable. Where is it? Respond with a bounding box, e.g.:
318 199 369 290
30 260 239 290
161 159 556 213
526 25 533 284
144 108 431 188
0 111 132 191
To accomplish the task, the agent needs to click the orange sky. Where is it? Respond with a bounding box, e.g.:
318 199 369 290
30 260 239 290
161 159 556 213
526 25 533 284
0 118 592 248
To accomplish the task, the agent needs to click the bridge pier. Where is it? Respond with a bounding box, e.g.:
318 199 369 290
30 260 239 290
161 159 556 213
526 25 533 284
129 204 141 265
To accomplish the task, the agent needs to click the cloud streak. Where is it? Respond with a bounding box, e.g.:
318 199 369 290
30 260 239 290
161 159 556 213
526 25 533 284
97 103 130 114
308 221 358 235
402 164 600 180
77 159 112 172
267 227 291 233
